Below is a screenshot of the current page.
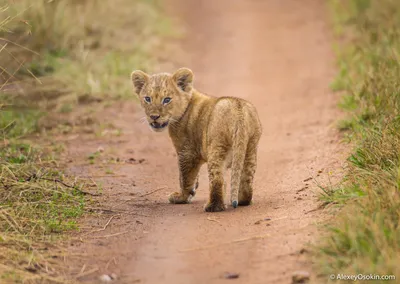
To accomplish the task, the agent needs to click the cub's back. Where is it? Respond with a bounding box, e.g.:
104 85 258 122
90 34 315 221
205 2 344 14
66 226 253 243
208 97 262 139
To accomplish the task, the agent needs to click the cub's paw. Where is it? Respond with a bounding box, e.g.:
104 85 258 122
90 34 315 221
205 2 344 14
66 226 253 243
188 181 199 197
238 200 252 206
189 188 196 197
232 200 238 208
204 202 226 212
168 192 190 204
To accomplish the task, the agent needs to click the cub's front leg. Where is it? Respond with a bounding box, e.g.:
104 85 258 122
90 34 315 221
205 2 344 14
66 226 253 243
189 174 200 197
168 153 202 204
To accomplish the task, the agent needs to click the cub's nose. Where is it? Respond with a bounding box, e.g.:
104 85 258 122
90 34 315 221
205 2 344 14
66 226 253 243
150 114 160 121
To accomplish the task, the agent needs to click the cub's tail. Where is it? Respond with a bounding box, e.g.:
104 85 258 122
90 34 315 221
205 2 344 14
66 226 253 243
230 118 248 208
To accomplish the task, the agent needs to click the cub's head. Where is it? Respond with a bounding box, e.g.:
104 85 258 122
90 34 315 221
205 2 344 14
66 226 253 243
131 68 194 132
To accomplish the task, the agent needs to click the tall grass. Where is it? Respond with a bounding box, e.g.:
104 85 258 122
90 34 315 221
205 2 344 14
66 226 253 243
1 0 173 109
0 6 89 281
0 0 173 281
316 0 400 282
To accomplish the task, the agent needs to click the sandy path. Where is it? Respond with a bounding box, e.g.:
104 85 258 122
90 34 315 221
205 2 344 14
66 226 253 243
65 1 341 283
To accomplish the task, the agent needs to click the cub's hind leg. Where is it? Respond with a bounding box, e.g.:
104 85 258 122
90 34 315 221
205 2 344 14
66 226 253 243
204 146 227 212
238 138 258 206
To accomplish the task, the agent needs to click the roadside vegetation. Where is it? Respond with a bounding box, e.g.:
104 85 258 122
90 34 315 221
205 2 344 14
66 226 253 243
0 0 172 282
316 0 400 281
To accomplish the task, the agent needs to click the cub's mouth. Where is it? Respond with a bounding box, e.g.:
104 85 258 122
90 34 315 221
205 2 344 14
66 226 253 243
150 121 169 129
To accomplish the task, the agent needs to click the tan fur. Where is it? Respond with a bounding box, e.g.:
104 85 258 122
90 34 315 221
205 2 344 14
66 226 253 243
131 68 262 212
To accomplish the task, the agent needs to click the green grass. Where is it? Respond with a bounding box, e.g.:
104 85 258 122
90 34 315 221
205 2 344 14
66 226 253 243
0 140 90 281
0 0 175 281
315 0 400 282
0 108 42 138
0 93 88 279
1 0 176 105
1 144 86 235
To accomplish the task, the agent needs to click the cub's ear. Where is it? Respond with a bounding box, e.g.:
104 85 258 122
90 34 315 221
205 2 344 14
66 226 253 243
172 68 193 93
131 70 149 95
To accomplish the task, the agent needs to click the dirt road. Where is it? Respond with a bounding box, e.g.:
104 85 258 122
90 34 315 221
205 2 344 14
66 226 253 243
65 0 341 283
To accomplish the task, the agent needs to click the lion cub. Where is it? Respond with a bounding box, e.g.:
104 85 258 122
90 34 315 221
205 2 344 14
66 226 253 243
131 68 262 212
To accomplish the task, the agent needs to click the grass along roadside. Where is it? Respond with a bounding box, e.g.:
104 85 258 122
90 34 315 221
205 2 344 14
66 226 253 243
1 0 174 281
0 143 90 283
1 0 175 111
315 0 400 281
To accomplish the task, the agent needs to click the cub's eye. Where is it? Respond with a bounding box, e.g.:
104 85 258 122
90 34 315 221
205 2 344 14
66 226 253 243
144 96 151 103
162 97 172 105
